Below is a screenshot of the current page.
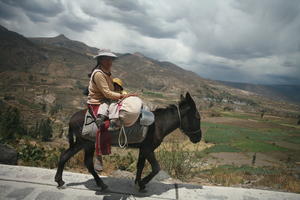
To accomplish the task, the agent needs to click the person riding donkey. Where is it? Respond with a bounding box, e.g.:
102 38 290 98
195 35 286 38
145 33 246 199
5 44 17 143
87 49 137 154
93 77 128 172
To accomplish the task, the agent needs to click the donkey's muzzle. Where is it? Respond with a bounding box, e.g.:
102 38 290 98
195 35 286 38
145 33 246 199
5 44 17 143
190 130 202 143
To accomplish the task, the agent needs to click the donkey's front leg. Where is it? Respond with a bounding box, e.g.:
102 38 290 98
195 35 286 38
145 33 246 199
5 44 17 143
83 144 108 191
135 152 146 191
140 152 160 191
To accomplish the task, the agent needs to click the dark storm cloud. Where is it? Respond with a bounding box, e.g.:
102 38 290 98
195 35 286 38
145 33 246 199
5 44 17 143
105 0 146 13
58 14 96 33
117 15 179 38
1 0 64 17
26 12 48 23
208 45 274 61
82 1 179 38
195 62 300 85
0 0 96 33
0 1 18 19
188 0 300 61
283 60 297 68
233 0 300 25
197 62 252 83
234 0 300 51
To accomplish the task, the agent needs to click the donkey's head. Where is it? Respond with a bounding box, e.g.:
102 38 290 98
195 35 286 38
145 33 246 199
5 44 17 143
178 92 202 143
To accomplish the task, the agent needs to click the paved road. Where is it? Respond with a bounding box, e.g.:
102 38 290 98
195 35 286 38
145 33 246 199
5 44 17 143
0 164 299 200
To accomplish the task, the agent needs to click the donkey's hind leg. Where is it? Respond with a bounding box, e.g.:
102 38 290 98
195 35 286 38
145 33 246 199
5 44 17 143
83 143 108 191
55 142 83 187
135 151 146 190
139 152 160 191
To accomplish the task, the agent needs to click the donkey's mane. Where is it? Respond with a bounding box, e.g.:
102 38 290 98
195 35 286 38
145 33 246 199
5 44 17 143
153 104 177 115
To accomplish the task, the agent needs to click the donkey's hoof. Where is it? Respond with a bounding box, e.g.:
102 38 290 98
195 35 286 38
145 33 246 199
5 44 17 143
139 188 147 193
56 180 65 188
138 184 146 193
101 184 108 191
57 185 66 190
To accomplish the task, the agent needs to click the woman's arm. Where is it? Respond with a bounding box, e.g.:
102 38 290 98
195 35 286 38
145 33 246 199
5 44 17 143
94 72 121 100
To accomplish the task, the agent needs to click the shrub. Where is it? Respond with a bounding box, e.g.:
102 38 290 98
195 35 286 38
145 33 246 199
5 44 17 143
31 118 53 141
17 141 62 168
18 142 46 166
223 106 233 111
0 105 27 141
157 142 198 180
209 111 221 117
104 152 136 171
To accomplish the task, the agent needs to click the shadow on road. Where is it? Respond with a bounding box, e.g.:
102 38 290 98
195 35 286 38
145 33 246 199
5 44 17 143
66 177 202 199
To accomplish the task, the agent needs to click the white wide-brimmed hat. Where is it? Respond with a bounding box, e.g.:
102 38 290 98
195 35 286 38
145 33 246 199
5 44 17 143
93 49 118 59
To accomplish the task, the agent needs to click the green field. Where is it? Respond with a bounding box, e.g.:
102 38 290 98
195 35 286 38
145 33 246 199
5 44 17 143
202 120 298 153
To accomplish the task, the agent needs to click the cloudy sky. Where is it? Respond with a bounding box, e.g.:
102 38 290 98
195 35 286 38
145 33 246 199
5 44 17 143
1 0 300 85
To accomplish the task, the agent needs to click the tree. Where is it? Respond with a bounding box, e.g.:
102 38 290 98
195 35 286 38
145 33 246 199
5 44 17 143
38 118 53 141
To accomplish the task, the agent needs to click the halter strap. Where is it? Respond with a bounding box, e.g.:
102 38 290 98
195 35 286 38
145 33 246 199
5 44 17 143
176 104 201 135
176 104 182 129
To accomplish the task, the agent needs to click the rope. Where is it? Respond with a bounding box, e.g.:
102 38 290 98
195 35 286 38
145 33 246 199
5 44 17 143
118 124 128 149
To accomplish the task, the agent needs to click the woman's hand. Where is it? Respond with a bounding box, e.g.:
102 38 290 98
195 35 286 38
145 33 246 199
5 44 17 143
121 93 138 99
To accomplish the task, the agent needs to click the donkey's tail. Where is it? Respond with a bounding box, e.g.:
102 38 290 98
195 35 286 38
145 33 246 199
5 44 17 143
68 125 75 148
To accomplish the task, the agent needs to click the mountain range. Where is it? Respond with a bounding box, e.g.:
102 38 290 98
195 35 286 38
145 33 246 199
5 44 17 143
0 24 299 133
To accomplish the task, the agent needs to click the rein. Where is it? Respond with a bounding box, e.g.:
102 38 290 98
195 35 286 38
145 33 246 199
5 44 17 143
176 104 201 135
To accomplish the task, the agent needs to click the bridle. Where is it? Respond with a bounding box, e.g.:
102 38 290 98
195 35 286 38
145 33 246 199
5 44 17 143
176 104 201 135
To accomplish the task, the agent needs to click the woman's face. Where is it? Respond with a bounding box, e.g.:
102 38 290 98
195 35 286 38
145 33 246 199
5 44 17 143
100 57 113 71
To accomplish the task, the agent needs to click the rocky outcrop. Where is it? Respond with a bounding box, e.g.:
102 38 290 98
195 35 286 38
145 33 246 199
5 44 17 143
0 144 17 165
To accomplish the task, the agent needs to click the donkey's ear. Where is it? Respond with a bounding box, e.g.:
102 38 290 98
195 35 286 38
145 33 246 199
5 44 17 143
185 92 192 101
186 92 196 108
180 94 185 101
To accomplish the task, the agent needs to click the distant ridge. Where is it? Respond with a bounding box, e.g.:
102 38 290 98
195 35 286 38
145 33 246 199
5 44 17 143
53 34 69 40
0 24 45 71
29 34 98 55
219 81 300 104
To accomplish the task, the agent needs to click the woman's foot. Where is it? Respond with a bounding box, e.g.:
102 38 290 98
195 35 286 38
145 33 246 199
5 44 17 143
94 155 103 173
108 119 121 131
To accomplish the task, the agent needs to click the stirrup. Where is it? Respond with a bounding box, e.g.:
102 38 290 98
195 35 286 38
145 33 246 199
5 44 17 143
108 123 121 131
95 114 107 129
108 119 121 131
